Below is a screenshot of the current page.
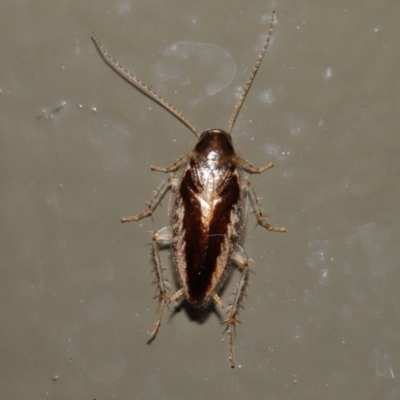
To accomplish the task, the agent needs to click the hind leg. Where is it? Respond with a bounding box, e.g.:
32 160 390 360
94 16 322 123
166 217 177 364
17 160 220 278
224 244 250 368
147 227 173 337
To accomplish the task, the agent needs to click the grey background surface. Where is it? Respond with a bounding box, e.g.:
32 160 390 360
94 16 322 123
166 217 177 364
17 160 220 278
2 0 400 398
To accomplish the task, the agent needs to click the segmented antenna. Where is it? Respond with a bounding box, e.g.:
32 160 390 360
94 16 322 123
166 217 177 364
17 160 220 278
228 10 276 134
91 33 201 138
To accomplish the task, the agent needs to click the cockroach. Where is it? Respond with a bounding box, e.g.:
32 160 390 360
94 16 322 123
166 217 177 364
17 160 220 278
92 10 285 367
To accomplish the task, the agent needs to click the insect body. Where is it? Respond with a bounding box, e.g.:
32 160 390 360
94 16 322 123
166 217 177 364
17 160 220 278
92 10 285 367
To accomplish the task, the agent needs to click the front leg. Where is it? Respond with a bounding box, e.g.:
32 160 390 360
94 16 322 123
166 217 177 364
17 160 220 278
151 154 187 173
239 157 274 173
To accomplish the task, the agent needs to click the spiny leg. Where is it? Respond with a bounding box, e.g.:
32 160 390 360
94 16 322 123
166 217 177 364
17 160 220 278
151 154 187 173
169 288 184 303
240 158 274 174
148 227 173 337
121 178 175 223
170 291 223 308
212 294 224 309
245 180 286 232
224 244 250 368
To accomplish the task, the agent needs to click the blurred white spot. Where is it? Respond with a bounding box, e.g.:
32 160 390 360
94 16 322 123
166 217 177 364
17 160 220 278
306 240 332 286
285 113 304 136
115 0 131 13
255 27 275 51
323 66 333 80
259 89 275 104
261 12 277 25
264 143 291 161
282 166 295 178
233 84 243 101
306 240 331 268
318 268 329 286
292 325 304 340
154 42 236 106
374 345 395 379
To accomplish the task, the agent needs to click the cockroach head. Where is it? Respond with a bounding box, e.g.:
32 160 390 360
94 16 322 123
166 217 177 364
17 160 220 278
194 129 235 161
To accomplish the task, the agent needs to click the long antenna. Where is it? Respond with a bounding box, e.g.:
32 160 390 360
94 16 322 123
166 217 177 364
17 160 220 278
228 10 275 134
91 33 201 138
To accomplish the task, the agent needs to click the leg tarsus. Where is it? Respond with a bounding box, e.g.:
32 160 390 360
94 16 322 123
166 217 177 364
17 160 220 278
227 325 235 368
245 180 286 232
148 293 169 338
223 245 250 368
147 227 173 338
256 214 286 232
121 210 152 223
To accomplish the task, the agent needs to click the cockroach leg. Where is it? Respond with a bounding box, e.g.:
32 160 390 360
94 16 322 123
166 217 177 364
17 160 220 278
121 178 173 223
170 288 184 303
212 294 224 309
148 226 173 337
245 180 286 232
224 244 250 368
240 158 274 174
151 155 187 173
